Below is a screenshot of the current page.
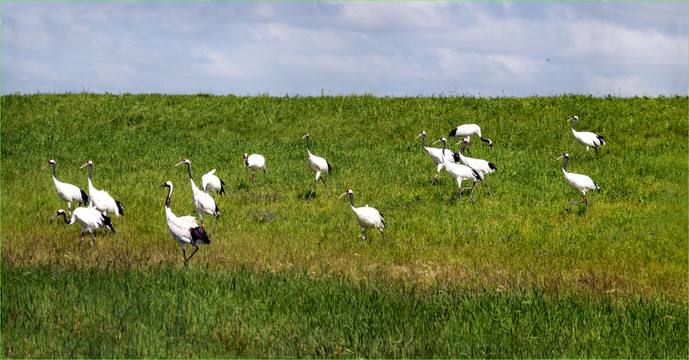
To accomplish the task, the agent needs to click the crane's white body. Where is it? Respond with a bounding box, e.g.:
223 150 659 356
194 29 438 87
175 159 220 236
457 139 497 198
433 138 482 202
303 133 331 201
50 207 114 247
201 169 225 195
158 181 210 265
339 189 385 246
448 124 493 153
244 153 266 186
43 160 88 215
80 161 123 216
557 153 600 209
568 116 606 159
416 131 459 184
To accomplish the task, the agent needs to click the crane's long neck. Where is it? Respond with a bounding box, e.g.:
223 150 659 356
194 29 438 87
86 164 95 190
349 193 355 209
56 211 72 225
571 117 579 131
441 140 447 163
185 163 194 181
421 133 427 147
562 157 570 174
459 141 469 157
165 185 173 208
51 162 57 178
305 135 311 155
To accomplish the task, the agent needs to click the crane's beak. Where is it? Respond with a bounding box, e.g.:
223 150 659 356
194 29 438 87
41 162 50 170
567 117 575 122
301 134 308 139
49 212 61 223
174 161 185 167
556 155 565 160
431 139 442 145
338 192 348 199
79 162 89 169
156 183 166 189
415 132 423 139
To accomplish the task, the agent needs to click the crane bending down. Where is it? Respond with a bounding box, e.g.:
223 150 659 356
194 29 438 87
448 124 493 154
557 152 600 210
303 132 331 202
175 159 220 237
201 169 226 196
79 160 124 216
568 116 606 159
338 189 385 247
456 138 497 199
432 137 483 203
50 207 115 248
42 159 88 216
157 181 210 266
243 153 266 186
416 131 460 185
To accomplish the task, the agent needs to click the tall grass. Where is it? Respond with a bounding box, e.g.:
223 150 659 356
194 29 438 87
1 94 687 300
2 264 686 358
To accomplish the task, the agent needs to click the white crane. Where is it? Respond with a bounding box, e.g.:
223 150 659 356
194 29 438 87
302 132 331 202
448 124 493 154
243 153 266 186
79 160 124 216
201 169 226 196
456 138 497 199
568 116 606 159
338 189 385 247
557 152 600 210
415 131 460 185
175 159 220 237
157 181 210 266
42 159 88 216
432 137 483 203
50 207 115 248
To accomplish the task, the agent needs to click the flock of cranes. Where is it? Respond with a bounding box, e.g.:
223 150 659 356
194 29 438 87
44 116 606 265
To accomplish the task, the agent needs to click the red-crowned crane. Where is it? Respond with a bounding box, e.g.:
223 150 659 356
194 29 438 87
415 131 460 185
175 159 220 237
201 169 226 196
42 159 88 216
302 132 331 202
568 116 606 159
456 138 497 199
338 189 385 247
448 124 493 154
79 160 124 216
157 181 210 266
50 207 115 248
243 153 266 186
432 137 482 203
557 152 600 210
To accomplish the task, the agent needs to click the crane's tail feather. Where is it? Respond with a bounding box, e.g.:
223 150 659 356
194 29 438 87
452 152 460 163
191 226 210 245
448 128 458 138
80 189 89 206
219 179 226 195
488 162 497 171
115 200 124 216
101 214 115 234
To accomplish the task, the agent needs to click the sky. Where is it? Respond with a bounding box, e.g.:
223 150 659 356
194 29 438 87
1 1 687 97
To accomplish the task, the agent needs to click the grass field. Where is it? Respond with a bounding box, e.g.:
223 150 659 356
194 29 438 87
1 93 687 357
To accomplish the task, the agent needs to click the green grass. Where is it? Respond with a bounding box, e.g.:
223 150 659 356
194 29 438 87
2 264 687 358
1 93 687 357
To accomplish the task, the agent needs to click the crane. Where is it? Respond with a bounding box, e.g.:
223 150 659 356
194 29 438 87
448 124 493 154
201 169 226 196
50 207 115 248
79 160 124 216
415 131 460 185
42 159 88 216
175 159 220 237
157 181 210 266
456 138 497 199
568 116 606 159
338 189 385 246
557 152 600 210
302 132 331 202
432 137 482 203
243 153 266 186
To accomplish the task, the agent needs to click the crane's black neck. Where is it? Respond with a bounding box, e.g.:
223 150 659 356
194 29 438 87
440 140 447 161
165 186 172 208
51 162 57 178
420 133 427 147
184 163 193 181
459 141 468 155
57 211 70 225
305 135 311 153
479 136 491 144
571 117 579 131
348 192 355 208
562 157 570 172
244 157 249 166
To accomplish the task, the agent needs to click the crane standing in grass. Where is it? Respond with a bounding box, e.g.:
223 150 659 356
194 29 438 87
338 189 385 247
42 159 89 216
432 137 483 203
447 124 493 154
456 138 497 199
50 207 115 248
416 131 460 185
302 132 331 202
201 169 226 196
557 152 600 210
568 115 606 159
243 153 266 186
79 160 124 216
175 159 220 237
157 181 210 266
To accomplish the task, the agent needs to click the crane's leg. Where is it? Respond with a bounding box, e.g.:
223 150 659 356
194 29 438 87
208 215 219 238
321 177 327 190
251 170 255 187
182 248 188 267
594 146 599 155
432 164 443 185
361 228 366 247
569 195 588 209
585 146 590 159
80 229 86 242
89 231 97 248
67 202 72 217
431 173 438 185
484 180 493 199
307 178 319 202
185 244 201 264
263 169 266 186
